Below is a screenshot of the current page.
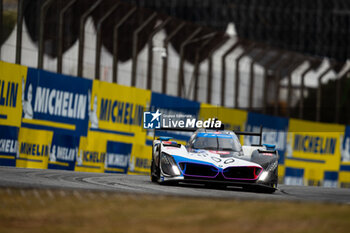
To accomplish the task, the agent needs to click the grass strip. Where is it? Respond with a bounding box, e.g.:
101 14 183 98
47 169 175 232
0 188 349 233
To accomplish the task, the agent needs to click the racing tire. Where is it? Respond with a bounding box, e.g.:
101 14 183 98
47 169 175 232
150 159 158 183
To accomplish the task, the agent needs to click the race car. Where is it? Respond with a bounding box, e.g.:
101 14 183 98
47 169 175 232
150 127 279 193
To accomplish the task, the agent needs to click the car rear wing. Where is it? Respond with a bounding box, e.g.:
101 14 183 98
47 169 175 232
152 127 196 141
233 125 263 146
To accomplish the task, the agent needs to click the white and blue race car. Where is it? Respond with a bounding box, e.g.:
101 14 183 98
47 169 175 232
151 128 279 193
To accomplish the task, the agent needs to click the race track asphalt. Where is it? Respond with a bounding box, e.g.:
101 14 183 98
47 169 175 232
0 166 349 204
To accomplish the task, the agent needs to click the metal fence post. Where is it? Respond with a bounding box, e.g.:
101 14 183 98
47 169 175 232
220 40 240 106
77 0 103 77
207 37 228 105
95 2 121 80
335 67 350 123
57 0 77 73
112 6 137 83
272 55 294 116
179 31 215 99
249 46 267 111
38 0 54 69
234 43 256 109
177 27 202 97
316 64 335 122
285 56 302 117
15 0 24 64
131 12 157 87
146 17 171 90
262 51 283 114
161 22 186 94
191 33 216 101
299 61 317 119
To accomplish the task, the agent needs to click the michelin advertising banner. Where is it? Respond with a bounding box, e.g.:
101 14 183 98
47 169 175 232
16 68 92 170
48 133 80 170
21 68 92 136
338 126 350 187
77 80 151 174
285 119 344 187
0 125 19 166
341 126 350 163
17 127 53 169
0 61 27 166
0 61 27 127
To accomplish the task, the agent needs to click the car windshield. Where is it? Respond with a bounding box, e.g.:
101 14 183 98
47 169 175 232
192 136 242 152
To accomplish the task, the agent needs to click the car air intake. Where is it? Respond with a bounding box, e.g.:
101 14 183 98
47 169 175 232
179 162 219 178
222 166 262 180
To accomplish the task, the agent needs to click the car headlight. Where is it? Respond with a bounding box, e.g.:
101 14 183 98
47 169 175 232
160 152 181 176
258 171 269 181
